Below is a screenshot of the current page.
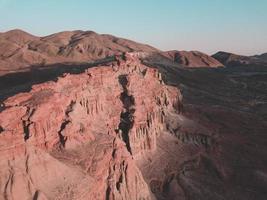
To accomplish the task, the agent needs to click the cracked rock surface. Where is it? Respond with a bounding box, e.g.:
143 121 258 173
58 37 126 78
0 53 180 200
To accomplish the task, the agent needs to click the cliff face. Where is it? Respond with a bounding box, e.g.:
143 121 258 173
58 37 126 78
0 53 181 200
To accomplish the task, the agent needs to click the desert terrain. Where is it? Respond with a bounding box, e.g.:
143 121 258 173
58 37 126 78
0 30 267 200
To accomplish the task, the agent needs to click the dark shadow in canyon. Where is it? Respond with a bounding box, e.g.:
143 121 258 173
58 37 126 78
118 75 135 154
143 60 267 119
0 56 116 110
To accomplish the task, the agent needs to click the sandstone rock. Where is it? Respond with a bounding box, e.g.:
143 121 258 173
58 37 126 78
0 53 181 199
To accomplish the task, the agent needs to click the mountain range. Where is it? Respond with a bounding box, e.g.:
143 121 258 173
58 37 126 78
1 29 266 76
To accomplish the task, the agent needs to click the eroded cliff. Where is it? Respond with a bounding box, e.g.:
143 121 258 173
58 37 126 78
0 53 182 200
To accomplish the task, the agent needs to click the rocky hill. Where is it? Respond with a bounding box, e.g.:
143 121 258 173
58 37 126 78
212 51 267 66
0 29 231 77
162 50 223 67
0 29 158 75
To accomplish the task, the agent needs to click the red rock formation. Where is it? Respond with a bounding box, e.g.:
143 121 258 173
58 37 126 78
0 53 181 199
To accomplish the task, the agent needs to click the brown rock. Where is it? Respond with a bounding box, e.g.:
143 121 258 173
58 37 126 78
212 51 267 66
162 50 223 68
0 29 158 76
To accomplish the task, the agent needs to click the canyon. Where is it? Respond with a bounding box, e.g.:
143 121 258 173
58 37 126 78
0 30 267 200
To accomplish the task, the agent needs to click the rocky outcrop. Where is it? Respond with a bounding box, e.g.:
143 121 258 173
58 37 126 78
0 53 181 199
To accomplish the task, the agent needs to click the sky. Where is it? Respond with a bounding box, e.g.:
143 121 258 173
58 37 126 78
0 0 267 55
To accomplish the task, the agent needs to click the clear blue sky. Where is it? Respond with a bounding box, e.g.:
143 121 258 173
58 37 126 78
0 0 267 55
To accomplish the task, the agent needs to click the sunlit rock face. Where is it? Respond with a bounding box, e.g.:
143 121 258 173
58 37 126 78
0 53 181 200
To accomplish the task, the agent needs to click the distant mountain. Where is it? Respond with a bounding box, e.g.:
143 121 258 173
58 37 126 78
0 29 158 75
162 50 223 68
255 53 267 62
212 51 267 66
1 29 266 76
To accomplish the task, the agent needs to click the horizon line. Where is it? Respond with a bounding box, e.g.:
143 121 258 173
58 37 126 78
1 28 265 57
